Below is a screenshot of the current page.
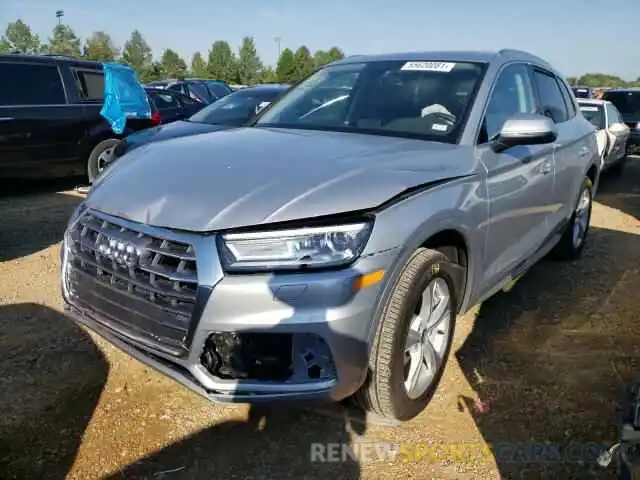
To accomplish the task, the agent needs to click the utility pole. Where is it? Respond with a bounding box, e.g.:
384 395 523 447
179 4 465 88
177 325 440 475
274 36 281 58
55 10 64 25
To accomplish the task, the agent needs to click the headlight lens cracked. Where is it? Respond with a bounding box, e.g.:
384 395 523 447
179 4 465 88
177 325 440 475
219 221 373 271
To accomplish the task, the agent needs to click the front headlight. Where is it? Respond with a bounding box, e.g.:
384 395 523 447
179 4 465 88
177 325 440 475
219 221 373 272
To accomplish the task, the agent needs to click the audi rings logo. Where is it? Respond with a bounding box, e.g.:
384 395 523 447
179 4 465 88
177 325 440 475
96 236 148 268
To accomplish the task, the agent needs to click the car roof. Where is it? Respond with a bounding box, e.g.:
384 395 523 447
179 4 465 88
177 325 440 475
239 84 289 92
604 87 640 93
331 49 551 67
0 52 102 69
577 99 610 106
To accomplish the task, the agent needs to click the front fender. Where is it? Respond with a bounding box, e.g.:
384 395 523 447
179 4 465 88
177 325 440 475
362 176 489 346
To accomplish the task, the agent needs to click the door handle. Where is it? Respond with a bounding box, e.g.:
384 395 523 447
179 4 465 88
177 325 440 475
0 117 14 121
578 147 590 158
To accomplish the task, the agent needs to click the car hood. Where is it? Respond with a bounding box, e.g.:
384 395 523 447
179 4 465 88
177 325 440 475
88 127 479 232
126 120 235 150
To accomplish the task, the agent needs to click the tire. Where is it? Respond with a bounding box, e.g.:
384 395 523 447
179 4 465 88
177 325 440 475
87 138 120 184
355 248 457 421
550 177 593 262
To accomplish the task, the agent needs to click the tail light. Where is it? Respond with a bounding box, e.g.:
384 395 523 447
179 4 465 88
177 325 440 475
150 110 162 126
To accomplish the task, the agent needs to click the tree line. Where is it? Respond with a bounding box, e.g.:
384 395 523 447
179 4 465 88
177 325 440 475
0 19 345 85
3 20 640 88
567 74 640 88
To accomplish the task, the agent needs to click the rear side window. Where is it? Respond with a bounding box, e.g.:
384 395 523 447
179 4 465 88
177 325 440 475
177 93 199 105
533 70 569 123
188 83 211 102
167 83 186 95
558 80 577 118
74 69 104 101
150 91 179 109
207 82 232 99
0 62 66 106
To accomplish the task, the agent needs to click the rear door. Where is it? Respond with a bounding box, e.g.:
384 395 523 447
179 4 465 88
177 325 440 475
532 68 588 228
0 60 86 179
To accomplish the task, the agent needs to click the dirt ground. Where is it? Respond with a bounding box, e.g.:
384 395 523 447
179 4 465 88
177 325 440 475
0 161 638 480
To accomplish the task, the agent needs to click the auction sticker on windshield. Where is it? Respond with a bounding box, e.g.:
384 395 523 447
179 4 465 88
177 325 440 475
400 61 456 72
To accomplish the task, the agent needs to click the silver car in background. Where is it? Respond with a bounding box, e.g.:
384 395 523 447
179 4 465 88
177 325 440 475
61 49 600 421
577 98 630 174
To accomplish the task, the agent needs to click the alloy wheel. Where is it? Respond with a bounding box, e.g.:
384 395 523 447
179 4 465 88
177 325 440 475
572 187 592 249
403 277 452 400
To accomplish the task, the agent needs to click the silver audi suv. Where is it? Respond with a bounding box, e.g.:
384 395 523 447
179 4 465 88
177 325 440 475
62 49 600 421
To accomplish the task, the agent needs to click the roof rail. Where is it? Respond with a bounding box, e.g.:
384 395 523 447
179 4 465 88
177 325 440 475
40 53 79 59
498 48 549 66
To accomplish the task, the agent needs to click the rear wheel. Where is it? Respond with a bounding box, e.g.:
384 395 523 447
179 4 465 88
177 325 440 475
87 138 119 183
356 248 457 421
551 177 593 261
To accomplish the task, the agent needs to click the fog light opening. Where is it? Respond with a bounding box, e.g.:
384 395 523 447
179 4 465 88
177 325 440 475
200 332 294 381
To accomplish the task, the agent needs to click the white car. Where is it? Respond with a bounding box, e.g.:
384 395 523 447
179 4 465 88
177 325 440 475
578 99 630 173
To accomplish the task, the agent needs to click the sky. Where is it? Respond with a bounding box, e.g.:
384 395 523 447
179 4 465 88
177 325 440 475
2 0 639 80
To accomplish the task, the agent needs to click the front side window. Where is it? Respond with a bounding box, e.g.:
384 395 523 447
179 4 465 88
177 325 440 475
533 70 569 123
480 63 537 142
578 102 605 129
255 60 487 143
75 69 104 101
0 62 66 106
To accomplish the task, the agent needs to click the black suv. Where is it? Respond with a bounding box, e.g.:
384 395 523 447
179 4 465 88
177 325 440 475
602 88 640 154
145 78 233 104
571 86 592 98
0 53 162 182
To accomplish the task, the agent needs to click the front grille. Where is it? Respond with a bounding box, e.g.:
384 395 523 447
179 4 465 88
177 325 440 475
65 211 198 353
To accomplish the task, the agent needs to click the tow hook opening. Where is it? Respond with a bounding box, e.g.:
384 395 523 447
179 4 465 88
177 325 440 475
200 332 337 382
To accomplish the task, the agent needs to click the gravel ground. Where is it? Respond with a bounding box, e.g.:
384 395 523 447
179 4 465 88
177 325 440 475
0 160 638 480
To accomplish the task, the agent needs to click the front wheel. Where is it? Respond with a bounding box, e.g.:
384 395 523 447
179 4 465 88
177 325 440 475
87 138 120 184
356 248 457 421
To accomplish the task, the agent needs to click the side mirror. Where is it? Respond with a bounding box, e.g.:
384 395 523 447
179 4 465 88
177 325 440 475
493 113 557 153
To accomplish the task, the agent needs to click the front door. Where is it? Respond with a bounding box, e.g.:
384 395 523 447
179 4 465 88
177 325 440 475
476 63 556 294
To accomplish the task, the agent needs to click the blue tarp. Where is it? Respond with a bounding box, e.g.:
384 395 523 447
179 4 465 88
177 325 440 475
100 62 151 135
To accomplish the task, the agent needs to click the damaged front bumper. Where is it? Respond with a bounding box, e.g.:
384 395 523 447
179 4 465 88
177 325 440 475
61 209 399 404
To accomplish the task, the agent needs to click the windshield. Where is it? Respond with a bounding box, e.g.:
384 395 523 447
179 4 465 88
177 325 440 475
255 60 486 143
602 91 640 120
578 103 605 129
189 89 285 125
